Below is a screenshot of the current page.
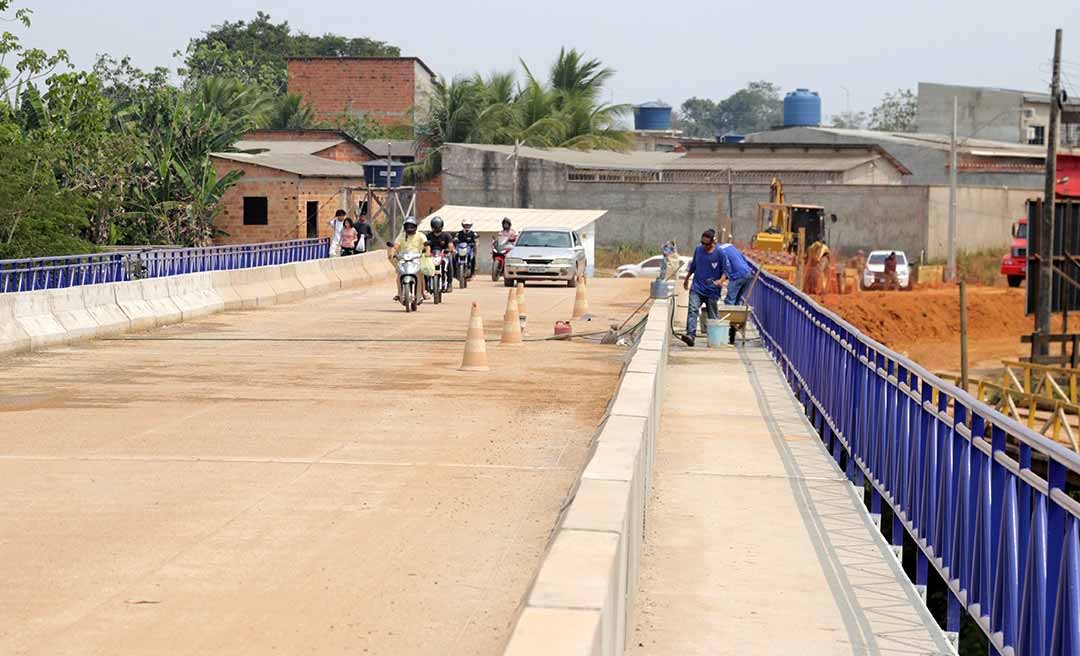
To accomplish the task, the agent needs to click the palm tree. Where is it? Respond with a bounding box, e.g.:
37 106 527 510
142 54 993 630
548 48 615 103
265 93 316 130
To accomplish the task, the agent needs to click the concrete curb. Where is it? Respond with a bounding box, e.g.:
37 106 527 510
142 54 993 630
0 253 394 358
503 299 671 656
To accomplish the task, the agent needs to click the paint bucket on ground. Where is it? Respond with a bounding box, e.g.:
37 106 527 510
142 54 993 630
705 318 730 348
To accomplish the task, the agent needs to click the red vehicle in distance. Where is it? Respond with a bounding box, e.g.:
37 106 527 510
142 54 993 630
1000 217 1027 288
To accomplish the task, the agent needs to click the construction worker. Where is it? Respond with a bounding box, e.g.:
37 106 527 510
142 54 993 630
718 241 754 345
680 229 725 348
884 251 899 290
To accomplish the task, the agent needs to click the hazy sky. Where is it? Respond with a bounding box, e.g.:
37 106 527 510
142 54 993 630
13 0 1080 117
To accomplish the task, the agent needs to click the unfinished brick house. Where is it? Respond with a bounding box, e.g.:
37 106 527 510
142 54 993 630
210 130 377 245
286 57 436 127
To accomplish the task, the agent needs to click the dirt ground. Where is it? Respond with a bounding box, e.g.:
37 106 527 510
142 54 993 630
0 276 650 655
818 286 1052 375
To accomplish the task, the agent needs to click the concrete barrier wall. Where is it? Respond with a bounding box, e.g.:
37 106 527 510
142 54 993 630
504 298 671 656
0 253 393 358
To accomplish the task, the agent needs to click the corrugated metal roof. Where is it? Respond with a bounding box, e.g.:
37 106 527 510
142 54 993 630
233 139 344 155
364 140 418 158
418 205 605 233
211 151 365 178
451 143 895 173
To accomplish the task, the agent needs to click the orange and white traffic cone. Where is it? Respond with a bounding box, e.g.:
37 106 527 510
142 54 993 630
459 302 489 371
501 288 523 345
571 276 589 320
516 282 527 334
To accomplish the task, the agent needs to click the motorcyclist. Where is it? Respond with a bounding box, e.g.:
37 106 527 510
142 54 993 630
455 220 479 276
389 216 430 300
425 216 456 293
495 217 518 247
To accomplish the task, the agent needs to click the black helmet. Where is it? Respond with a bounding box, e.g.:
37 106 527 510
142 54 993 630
430 216 444 231
502 217 512 229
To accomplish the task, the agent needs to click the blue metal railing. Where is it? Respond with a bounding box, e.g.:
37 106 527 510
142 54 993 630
748 267 1080 655
0 238 330 293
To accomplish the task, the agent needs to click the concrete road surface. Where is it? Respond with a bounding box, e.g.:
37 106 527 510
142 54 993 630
0 276 649 655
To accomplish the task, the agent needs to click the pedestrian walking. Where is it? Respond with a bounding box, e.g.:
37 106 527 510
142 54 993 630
328 209 347 257
680 229 725 347
355 214 374 253
340 219 359 256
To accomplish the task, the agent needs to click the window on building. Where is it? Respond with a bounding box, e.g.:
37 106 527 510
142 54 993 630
243 197 268 225
1029 125 1046 145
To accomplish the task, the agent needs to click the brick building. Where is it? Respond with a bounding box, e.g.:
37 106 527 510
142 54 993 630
211 130 376 244
287 57 436 127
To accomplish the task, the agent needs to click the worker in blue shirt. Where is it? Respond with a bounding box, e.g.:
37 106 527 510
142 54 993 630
718 241 755 345
680 229 725 347
718 242 753 305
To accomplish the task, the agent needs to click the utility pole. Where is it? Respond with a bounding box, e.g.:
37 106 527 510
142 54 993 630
727 167 734 233
946 96 959 282
510 139 521 208
1037 28 1063 357
959 279 969 391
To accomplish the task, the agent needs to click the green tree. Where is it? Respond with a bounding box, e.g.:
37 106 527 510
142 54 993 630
0 125 93 258
677 82 784 137
870 88 917 132
179 12 398 93
675 98 719 138
0 2 69 112
265 93 317 129
830 110 869 130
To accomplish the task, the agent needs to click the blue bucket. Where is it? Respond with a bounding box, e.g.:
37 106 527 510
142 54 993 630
705 318 729 348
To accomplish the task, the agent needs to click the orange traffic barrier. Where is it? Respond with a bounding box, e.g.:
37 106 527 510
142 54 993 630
571 276 589 320
516 282 527 334
460 302 489 371
501 289 523 345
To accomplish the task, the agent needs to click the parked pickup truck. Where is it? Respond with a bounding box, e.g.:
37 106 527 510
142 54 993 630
1000 217 1027 288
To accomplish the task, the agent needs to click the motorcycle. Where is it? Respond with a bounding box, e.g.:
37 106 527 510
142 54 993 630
491 238 513 282
455 241 474 289
395 251 422 312
426 250 451 304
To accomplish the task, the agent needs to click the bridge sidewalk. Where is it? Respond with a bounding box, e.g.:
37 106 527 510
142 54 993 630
629 340 953 655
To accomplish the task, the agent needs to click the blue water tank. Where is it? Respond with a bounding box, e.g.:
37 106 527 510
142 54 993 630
783 89 822 127
634 101 672 130
362 159 406 188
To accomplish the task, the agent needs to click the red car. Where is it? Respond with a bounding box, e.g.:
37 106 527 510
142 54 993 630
1000 217 1027 288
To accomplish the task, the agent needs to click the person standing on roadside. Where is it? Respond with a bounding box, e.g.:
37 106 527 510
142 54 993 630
328 209 347 257
680 229 725 348
354 213 374 253
340 219 359 256
884 251 899 290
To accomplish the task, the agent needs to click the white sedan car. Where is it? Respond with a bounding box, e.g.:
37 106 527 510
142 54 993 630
862 250 911 290
615 255 692 279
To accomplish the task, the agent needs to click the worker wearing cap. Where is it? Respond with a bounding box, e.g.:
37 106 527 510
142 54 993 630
680 228 725 348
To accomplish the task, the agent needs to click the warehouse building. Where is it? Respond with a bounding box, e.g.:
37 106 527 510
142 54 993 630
441 142 1039 260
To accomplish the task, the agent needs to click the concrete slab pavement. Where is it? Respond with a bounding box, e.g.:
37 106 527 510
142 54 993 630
629 343 953 656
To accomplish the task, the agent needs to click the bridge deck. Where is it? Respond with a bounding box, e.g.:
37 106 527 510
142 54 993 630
0 278 647 655
629 339 953 655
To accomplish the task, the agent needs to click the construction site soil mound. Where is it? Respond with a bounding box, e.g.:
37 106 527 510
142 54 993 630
819 287 1042 373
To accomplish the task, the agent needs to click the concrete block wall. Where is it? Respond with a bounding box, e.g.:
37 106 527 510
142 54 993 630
287 58 425 126
442 143 1041 259
503 299 671 656
0 252 395 359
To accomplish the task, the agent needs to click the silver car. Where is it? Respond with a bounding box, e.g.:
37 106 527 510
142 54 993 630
504 228 588 287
